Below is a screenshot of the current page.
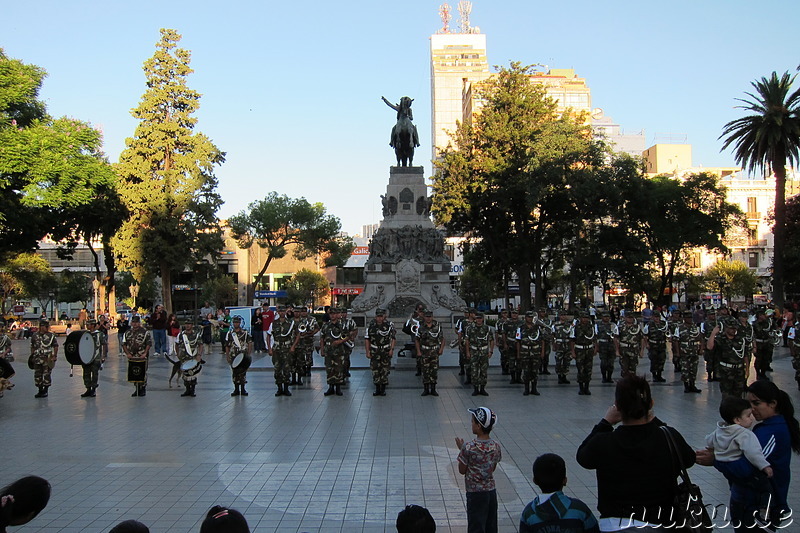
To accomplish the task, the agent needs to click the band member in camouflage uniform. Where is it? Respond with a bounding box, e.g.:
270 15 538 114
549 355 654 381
516 311 544 396
415 310 445 397
30 321 59 398
404 304 424 374
707 322 747 398
295 307 319 380
594 311 619 383
504 309 522 384
123 316 151 397
617 311 643 378
790 320 800 390
465 312 493 397
80 319 106 398
701 308 718 382
340 309 358 379
320 308 347 396
643 313 669 383
537 308 554 375
495 309 510 375
752 309 775 380
0 326 15 396
457 308 476 384
267 306 299 397
176 321 203 397
552 313 572 384
225 316 253 397
365 308 396 396
675 311 702 393
569 312 597 395
668 308 683 372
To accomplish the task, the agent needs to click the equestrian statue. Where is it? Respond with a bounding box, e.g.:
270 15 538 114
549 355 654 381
382 96 420 167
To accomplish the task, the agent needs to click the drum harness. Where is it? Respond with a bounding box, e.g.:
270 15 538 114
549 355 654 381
420 322 441 350
273 320 295 345
372 322 394 349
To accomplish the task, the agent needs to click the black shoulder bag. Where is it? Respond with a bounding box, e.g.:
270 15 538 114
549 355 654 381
661 426 713 532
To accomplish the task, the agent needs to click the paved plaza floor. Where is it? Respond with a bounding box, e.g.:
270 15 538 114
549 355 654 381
2 333 799 532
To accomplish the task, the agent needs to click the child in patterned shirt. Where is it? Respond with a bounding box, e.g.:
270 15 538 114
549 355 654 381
455 406 502 533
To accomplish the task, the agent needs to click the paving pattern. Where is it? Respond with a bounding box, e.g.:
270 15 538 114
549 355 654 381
2 331 799 532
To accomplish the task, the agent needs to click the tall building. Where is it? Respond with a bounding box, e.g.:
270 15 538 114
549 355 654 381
591 109 646 157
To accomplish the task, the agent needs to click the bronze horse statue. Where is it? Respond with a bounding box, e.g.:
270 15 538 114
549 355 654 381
382 96 420 167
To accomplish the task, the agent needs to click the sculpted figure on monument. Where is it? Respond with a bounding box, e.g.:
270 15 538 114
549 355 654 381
381 194 390 217
351 285 385 312
382 96 420 167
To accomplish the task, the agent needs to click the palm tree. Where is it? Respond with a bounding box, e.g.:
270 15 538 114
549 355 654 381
720 71 800 308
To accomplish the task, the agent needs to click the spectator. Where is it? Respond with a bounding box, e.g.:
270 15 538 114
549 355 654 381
147 305 168 357
455 406 502 533
396 504 436 533
109 520 149 533
199 505 249 533
0 475 51 531
519 453 599 533
576 375 695 530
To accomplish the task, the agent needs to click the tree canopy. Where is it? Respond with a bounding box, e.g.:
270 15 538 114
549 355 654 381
112 29 225 313
285 268 329 307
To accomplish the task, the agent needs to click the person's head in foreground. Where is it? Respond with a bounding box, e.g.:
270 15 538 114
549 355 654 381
200 505 250 533
532 453 567 493
396 504 435 533
109 519 149 533
0 476 51 529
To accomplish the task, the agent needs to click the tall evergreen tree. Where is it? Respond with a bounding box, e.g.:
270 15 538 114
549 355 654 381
113 29 225 313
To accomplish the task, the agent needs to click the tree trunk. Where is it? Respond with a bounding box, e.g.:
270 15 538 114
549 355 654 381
518 268 532 313
772 151 787 308
160 260 173 314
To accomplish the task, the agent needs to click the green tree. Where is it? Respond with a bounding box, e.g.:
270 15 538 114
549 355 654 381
112 29 225 314
57 269 91 308
0 253 57 316
0 49 117 256
720 71 800 308
704 259 758 303
201 274 237 309
285 268 330 307
458 266 499 308
228 192 354 299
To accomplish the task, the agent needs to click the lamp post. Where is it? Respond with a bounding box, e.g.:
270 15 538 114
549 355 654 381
130 282 140 311
92 278 100 319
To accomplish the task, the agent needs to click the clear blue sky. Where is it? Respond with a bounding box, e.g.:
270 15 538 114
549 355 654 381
4 0 799 235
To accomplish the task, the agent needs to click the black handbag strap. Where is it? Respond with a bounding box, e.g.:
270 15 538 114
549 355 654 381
660 425 693 485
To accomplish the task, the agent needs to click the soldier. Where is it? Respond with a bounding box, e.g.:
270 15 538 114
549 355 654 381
668 308 683 372
267 305 299 397
30 320 59 398
516 311 543 396
617 311 644 378
0 326 15 396
320 308 347 396
465 312 494 397
643 312 669 383
594 311 619 384
456 308 476 384
552 313 572 384
790 320 800 391
176 321 203 397
403 303 424 371
495 309 510 375
364 308 396 396
80 319 106 398
504 309 522 384
225 316 253 396
675 311 703 393
737 310 756 381
707 322 747 398
569 312 597 395
294 306 319 381
122 316 151 397
537 308 554 375
701 308 719 382
415 310 445 397
752 309 775 380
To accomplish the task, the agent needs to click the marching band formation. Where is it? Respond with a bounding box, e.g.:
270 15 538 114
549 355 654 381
0 304 796 401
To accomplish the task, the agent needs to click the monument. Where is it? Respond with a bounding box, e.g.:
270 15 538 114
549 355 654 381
350 97 466 321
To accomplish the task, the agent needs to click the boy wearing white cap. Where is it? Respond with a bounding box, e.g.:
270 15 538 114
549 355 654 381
455 406 502 533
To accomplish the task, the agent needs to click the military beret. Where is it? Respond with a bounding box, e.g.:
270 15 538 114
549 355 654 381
375 308 386 316
511 309 519 314
88 318 98 326
38 320 50 327
232 315 243 323
131 316 141 323
682 311 693 318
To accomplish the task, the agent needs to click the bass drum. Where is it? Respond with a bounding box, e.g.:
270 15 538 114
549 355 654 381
180 358 202 377
64 330 96 366
231 352 252 371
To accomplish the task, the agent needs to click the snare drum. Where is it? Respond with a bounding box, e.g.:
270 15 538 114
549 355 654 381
231 352 252 371
180 358 202 377
64 330 96 366
127 359 147 383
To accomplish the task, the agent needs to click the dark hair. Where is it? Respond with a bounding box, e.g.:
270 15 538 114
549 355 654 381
396 504 436 533
0 476 51 527
109 519 150 533
615 375 652 421
200 506 250 533
532 453 567 493
719 397 752 425
746 380 800 454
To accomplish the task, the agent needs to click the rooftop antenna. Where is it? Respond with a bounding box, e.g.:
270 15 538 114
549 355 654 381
438 3 451 33
457 0 472 33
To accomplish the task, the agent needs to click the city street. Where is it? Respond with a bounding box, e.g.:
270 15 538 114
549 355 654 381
2 333 799 532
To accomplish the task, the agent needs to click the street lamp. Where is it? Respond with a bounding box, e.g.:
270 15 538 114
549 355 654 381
130 282 139 311
92 278 100 319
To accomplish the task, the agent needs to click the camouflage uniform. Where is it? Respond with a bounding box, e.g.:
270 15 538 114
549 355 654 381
675 317 702 392
269 317 298 388
296 315 319 376
537 312 554 375
82 327 106 392
715 331 747 398
752 316 775 379
465 321 492 390
552 318 572 383
176 328 202 396
30 330 58 391
618 317 643 377
701 313 719 381
495 312 509 374
416 318 444 387
668 310 682 371
643 318 669 382
737 317 755 381
503 314 522 383
123 325 152 396
321 319 346 386
570 318 597 395
365 317 395 386
226 328 252 386
341 314 357 378
457 315 474 383
594 317 618 383
516 317 543 395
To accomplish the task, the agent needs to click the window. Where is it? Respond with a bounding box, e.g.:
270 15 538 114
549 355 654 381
748 252 759 268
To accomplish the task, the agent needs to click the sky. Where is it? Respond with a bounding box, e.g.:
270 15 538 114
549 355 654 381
4 0 800 236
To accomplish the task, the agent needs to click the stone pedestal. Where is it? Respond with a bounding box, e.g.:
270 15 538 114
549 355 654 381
351 166 466 322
